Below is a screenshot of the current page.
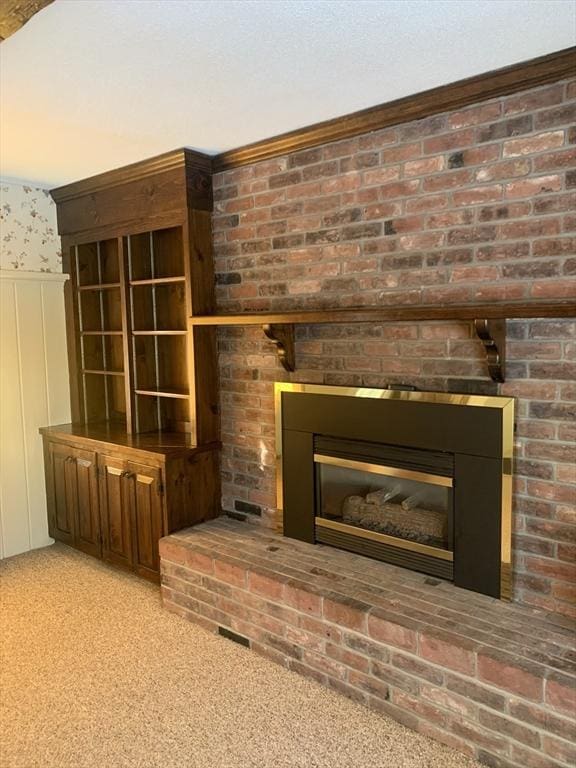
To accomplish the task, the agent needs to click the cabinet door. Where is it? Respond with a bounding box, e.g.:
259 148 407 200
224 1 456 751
127 462 163 579
71 448 100 557
98 455 133 569
46 442 76 544
45 442 100 556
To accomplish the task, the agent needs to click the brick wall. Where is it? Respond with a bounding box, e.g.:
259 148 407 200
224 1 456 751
212 78 576 617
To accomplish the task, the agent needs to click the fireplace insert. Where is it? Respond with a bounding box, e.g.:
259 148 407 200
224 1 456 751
275 383 514 599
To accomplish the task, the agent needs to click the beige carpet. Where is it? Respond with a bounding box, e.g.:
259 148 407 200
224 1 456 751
0 544 480 768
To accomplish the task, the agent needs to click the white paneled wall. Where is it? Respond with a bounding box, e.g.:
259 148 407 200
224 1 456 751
0 270 70 558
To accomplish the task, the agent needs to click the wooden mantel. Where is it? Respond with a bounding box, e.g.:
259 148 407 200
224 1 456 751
190 300 576 383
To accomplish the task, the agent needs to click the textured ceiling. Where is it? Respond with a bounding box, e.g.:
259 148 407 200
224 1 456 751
1 0 574 187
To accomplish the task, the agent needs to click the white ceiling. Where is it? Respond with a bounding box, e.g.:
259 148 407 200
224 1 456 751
1 0 574 187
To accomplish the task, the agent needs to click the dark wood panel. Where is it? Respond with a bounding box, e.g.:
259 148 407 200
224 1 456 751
72 448 101 558
55 169 187 238
52 149 212 204
190 301 576 326
213 47 576 171
47 442 75 543
127 462 163 579
99 455 133 569
164 449 220 533
63 238 83 424
186 208 215 316
189 326 219 445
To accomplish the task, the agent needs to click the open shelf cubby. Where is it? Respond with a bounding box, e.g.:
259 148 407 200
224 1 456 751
81 334 124 374
79 288 123 333
82 371 127 426
127 227 184 282
130 281 187 333
132 334 189 398
75 239 120 286
134 393 190 434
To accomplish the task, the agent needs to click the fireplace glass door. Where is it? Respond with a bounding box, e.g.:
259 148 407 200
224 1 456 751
315 453 453 556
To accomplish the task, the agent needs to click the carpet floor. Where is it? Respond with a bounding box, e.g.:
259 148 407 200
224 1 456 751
0 543 480 768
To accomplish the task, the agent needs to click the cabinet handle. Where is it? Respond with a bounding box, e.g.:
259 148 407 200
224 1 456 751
66 456 76 464
122 471 134 479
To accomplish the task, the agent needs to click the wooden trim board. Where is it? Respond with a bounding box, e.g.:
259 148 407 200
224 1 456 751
213 47 576 171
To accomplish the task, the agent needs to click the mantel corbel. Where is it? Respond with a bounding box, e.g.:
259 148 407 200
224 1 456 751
474 319 506 383
263 323 295 372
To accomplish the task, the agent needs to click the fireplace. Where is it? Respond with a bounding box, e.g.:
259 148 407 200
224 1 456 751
275 383 514 599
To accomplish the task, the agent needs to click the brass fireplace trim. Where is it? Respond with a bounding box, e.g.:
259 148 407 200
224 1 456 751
274 382 514 599
315 517 454 562
314 453 454 488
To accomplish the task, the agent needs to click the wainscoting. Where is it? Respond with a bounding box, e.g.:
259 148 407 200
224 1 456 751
0 270 70 558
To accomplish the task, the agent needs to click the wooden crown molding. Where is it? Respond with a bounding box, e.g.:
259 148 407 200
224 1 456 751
51 148 213 203
0 0 53 41
213 47 576 172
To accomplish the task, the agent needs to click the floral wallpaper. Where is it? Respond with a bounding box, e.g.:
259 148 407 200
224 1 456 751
0 180 61 272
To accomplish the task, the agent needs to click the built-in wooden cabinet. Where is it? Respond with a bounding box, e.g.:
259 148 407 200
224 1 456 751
41 149 221 580
41 425 219 582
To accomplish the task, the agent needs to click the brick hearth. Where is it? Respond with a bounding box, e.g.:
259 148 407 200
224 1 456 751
160 519 576 768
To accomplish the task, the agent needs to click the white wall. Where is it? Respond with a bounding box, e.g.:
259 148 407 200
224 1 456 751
0 179 69 558
0 271 71 558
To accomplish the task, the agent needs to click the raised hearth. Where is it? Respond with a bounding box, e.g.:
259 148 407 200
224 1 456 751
275 384 514 599
160 519 576 768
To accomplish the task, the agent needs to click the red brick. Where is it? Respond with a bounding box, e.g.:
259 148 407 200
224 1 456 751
393 689 448 727
504 84 565 114
378 179 420 199
323 595 369 632
503 131 565 157
449 102 502 129
423 129 475 154
325 643 370 673
477 651 544 701
302 649 347 680
450 717 509 755
405 193 448 213
284 581 322 616
367 611 418 651
421 684 477 718
213 559 247 588
404 156 445 176
248 570 284 600
381 142 421 164
479 710 541 749
543 734 576 766
512 744 568 768
423 169 473 191
534 148 576 172
505 175 562 198
363 166 401 186
426 210 473 228
476 159 531 182
460 144 501 166
451 265 499 282
418 630 477 675
453 185 502 206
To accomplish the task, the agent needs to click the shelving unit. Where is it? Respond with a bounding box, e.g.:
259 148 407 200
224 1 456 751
64 220 213 434
41 148 221 581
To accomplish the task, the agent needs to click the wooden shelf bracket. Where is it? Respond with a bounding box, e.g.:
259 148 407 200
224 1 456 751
474 319 506 383
263 323 295 372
